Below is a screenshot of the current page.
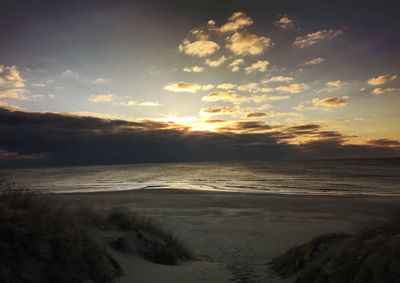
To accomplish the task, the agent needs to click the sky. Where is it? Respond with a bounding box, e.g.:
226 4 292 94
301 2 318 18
0 0 399 167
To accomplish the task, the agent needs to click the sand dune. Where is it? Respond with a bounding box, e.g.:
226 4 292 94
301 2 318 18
57 190 399 282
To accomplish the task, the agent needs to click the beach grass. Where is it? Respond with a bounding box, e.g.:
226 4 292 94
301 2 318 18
0 184 193 283
271 208 400 283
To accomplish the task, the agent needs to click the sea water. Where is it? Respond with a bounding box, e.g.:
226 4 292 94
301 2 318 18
1 158 399 196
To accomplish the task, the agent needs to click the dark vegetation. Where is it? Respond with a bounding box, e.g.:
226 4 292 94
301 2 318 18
271 212 400 283
0 185 193 283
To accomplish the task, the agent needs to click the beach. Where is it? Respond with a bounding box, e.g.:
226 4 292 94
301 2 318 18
56 189 400 282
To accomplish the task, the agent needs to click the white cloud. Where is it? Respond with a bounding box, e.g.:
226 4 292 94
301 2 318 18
372 87 400 95
200 106 238 116
137 101 161 107
205 56 226 67
219 12 254 33
0 89 26 100
263 76 293 84
0 65 26 100
0 65 25 89
0 100 23 111
228 58 244 72
183 66 204 73
302 57 326 66
202 91 241 103
217 83 237 90
89 93 114 103
251 94 290 103
245 60 269 73
293 29 343 48
62 69 74 75
275 15 294 29
118 100 136 107
117 99 161 107
276 83 309 94
31 83 46 87
179 39 220 57
237 82 259 93
312 96 349 108
326 80 342 88
94 78 106 84
367 74 397 86
226 32 272 56
164 81 214 93
202 84 215 91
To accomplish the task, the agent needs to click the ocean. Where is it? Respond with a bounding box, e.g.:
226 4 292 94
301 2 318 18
1 158 399 196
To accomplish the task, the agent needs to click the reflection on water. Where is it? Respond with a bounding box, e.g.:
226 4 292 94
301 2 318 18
0 159 399 196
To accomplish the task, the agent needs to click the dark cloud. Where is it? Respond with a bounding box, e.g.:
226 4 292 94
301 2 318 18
368 139 400 146
286 124 321 135
247 112 268 118
0 107 398 167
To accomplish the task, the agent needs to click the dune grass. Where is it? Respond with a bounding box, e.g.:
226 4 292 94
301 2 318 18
74 206 193 264
271 209 400 283
0 184 193 283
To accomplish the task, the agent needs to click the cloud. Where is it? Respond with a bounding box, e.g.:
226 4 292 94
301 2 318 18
251 95 290 102
31 83 46 87
367 139 400 147
201 84 215 91
245 60 270 73
0 65 26 100
164 81 214 93
367 74 397 86
276 83 309 93
94 78 106 84
228 58 244 72
312 96 349 108
202 91 240 103
237 82 259 92
62 69 74 75
0 100 23 111
371 87 400 95
293 29 343 48
202 91 284 106
4 66 25 88
179 39 220 57
200 106 237 116
326 80 343 88
0 89 25 100
89 93 114 103
0 107 397 167
205 56 226 67
219 121 273 132
116 99 162 107
189 26 211 41
247 112 268 118
226 32 272 56
219 12 254 33
0 65 25 88
137 101 161 107
217 83 237 90
118 100 136 107
183 66 204 73
238 82 274 94
302 57 326 66
275 15 294 29
263 76 293 84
